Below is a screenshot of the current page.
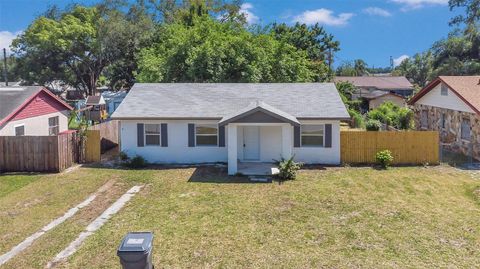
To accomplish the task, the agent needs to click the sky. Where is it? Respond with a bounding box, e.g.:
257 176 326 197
0 0 462 68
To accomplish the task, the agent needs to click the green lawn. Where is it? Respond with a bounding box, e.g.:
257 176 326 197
1 165 480 268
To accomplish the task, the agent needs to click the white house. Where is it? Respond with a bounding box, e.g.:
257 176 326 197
0 86 72 136
111 83 350 175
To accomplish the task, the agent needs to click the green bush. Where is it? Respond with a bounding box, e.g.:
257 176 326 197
124 155 148 169
275 156 303 181
375 150 394 169
366 119 382 131
118 151 129 161
348 109 365 128
367 102 414 130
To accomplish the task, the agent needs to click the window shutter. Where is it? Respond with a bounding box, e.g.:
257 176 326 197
188 123 195 147
294 126 301 148
218 125 225 147
161 123 168 147
325 124 332 148
137 123 144 147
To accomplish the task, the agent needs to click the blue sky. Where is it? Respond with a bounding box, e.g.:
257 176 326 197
0 0 460 68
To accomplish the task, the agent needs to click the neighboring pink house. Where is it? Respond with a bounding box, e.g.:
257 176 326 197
0 86 73 136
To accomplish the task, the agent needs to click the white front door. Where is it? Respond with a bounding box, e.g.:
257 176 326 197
243 126 260 161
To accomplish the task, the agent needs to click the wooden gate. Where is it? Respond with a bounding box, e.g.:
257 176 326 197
85 130 101 163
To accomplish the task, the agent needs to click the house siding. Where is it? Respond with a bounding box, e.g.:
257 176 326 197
413 104 480 160
415 83 475 113
369 95 406 110
119 119 342 165
10 90 70 121
0 110 69 136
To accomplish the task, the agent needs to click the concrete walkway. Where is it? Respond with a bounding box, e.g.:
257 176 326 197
0 194 97 266
47 185 143 268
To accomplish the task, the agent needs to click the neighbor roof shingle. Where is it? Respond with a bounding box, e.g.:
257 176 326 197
111 83 349 120
334 76 413 90
409 76 480 114
0 86 43 121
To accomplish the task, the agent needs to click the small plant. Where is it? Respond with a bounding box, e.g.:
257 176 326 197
366 119 382 131
118 151 129 161
375 150 394 169
124 155 148 169
275 156 303 181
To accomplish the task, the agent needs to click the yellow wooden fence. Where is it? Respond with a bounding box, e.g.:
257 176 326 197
341 131 439 165
85 130 101 163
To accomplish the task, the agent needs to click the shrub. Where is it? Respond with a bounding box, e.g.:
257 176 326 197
366 119 382 131
375 150 394 169
367 102 415 130
275 156 303 181
348 109 365 128
124 155 148 169
118 151 129 161
396 107 415 130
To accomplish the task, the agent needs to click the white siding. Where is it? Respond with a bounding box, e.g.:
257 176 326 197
120 119 341 165
416 83 474 113
293 120 341 165
120 120 228 164
0 111 69 136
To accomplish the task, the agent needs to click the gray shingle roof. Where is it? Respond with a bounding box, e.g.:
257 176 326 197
0 86 43 121
111 83 349 120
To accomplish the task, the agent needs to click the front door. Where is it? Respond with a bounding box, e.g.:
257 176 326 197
243 126 260 161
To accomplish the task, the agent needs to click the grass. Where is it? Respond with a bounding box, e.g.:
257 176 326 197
1 165 480 268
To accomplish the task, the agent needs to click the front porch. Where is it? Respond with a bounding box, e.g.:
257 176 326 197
238 162 279 176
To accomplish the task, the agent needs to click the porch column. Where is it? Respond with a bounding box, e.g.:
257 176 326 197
282 124 293 159
227 123 238 175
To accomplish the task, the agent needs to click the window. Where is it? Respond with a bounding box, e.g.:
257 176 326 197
461 118 471 141
195 124 218 146
15 125 25 136
48 116 59 136
441 113 446 129
421 110 428 128
145 124 160 146
441 84 448 96
301 125 324 147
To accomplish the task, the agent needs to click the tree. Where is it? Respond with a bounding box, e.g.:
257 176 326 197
12 2 154 95
136 16 316 83
449 0 480 35
336 59 368 77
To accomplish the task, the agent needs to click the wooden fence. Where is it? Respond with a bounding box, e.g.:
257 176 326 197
88 120 119 153
0 132 79 173
341 131 439 165
85 130 101 163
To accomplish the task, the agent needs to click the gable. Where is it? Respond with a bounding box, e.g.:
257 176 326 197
415 82 475 113
10 90 71 122
230 111 287 124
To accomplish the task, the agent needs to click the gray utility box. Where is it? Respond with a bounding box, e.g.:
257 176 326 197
117 232 154 269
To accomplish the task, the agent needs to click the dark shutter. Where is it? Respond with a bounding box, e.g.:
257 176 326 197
161 123 168 147
188 123 195 147
218 125 225 147
325 124 332 148
137 123 144 147
294 125 301 148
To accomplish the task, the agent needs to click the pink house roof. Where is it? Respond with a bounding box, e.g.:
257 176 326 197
0 86 73 126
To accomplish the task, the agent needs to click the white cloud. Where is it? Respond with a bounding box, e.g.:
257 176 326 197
239 3 259 24
391 0 448 10
394 55 409 66
0 31 22 55
363 7 392 17
293 8 354 26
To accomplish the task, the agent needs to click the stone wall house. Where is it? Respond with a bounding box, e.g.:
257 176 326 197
408 76 480 160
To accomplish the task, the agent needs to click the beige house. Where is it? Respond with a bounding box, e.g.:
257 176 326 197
363 91 406 110
408 76 480 160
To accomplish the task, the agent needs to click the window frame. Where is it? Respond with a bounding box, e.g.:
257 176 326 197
195 124 218 147
460 118 471 141
144 123 161 146
440 84 448 96
420 110 428 129
48 116 60 136
300 124 325 148
14 124 25 136
441 113 446 129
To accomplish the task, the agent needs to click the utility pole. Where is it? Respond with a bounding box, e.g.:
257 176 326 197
389 56 394 71
2 48 8 86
